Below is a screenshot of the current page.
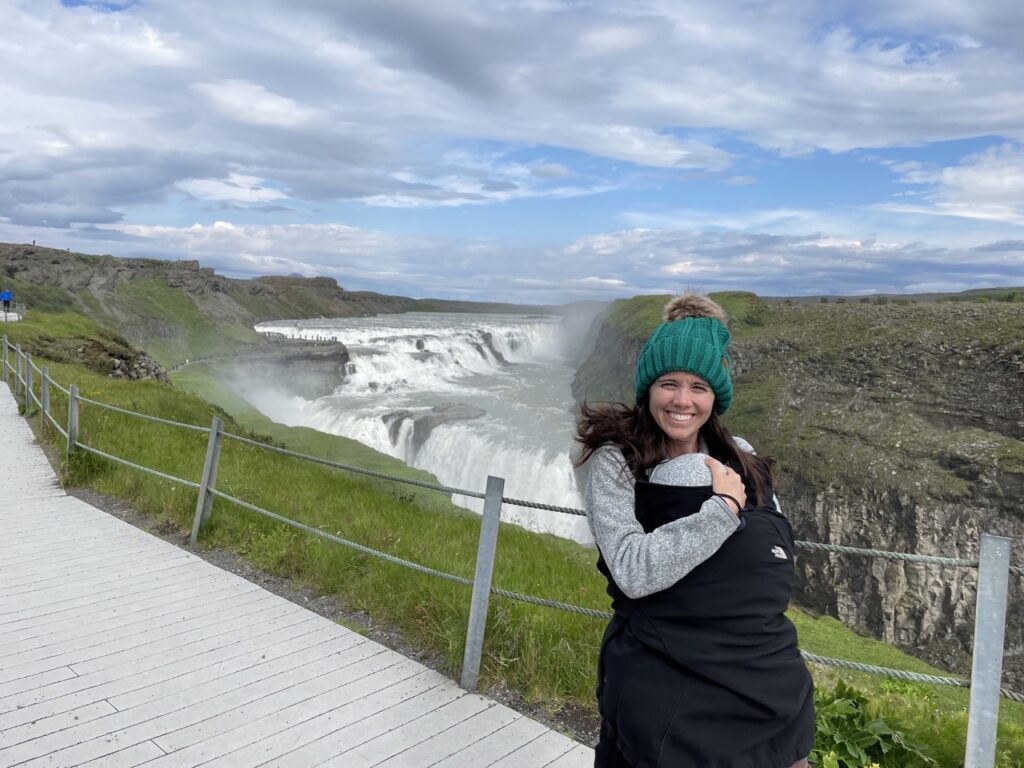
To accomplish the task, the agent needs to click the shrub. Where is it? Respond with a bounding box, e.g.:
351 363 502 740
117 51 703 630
812 682 934 767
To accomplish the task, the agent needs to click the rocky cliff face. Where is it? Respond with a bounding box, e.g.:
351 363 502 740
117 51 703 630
573 297 1024 685
221 341 351 401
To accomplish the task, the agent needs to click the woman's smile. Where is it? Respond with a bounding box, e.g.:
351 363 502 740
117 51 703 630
649 370 715 456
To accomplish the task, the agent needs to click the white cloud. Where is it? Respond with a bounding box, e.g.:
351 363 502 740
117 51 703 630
190 80 318 127
576 276 627 287
882 143 1024 225
177 174 289 203
7 0 1024 219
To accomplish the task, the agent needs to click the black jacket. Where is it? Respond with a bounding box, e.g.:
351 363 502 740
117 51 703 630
596 479 815 767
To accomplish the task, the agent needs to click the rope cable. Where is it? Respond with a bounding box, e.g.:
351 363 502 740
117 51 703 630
75 442 201 489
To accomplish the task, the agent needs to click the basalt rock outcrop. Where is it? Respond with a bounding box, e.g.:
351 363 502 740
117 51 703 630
384 404 487 454
221 341 351 401
573 296 1024 686
15 329 169 383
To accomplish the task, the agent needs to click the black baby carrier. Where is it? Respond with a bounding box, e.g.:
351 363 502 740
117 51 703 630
595 463 815 767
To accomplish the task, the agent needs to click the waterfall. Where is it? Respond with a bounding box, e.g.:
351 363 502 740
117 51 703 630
248 313 592 544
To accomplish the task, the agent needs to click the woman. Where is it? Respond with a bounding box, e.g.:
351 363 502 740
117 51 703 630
575 292 814 768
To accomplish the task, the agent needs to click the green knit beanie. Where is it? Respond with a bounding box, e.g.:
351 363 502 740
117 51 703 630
634 294 733 412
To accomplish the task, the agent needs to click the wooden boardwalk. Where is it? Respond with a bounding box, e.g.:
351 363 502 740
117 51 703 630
0 387 593 767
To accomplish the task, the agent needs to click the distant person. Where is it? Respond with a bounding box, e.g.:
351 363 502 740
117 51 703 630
1 288 11 317
575 291 814 768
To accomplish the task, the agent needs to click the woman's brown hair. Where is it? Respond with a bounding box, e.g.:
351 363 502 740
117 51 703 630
574 397 775 508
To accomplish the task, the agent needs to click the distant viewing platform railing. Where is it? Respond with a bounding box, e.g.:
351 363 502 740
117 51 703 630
0 302 27 321
3 334 1020 766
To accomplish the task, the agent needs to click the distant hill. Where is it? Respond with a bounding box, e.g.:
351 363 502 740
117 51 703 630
764 287 1023 303
0 243 550 365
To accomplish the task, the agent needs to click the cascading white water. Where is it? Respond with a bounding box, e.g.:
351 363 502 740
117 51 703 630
246 312 592 544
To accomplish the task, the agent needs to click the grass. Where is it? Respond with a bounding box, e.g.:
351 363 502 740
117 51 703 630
5 314 1024 764
111 277 260 365
0 275 75 314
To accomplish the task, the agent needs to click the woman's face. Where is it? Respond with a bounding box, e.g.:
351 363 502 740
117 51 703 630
648 371 716 457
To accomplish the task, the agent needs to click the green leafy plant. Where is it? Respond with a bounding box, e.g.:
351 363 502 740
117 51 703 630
812 682 935 767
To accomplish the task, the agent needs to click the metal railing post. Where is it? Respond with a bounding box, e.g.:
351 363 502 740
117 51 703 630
2 336 8 381
460 474 505 691
67 384 79 459
24 353 33 411
965 533 1012 768
190 416 224 546
40 366 50 430
15 345 22 400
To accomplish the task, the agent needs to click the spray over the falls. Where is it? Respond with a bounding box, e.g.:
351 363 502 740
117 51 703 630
243 313 593 543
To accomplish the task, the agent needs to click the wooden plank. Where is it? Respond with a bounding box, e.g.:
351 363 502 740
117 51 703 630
0 599 295 685
105 627 362 712
76 740 167 767
429 715 551 768
146 657 426 766
489 731 577 768
68 603 316 677
0 627 350 732
1 642 389 767
235 670 458 768
0 562 221 626
0 700 118 750
372 701 522 767
545 742 597 767
0 539 164 574
0 549 198 598
0 581 263 657
318 694 494 768
0 585 268 669
252 680 461 768
0 578 258 647
0 616 327 717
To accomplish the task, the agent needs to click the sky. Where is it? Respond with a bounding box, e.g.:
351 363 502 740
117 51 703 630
1 0 1023 302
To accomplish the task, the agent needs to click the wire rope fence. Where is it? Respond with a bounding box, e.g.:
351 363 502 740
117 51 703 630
2 334 1021 766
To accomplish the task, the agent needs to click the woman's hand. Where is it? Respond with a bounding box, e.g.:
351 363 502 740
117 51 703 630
705 457 746 515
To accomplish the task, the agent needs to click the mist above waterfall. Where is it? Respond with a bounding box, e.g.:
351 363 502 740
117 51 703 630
239 312 594 543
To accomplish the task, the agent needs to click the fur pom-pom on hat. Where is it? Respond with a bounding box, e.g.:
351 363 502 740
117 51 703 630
663 292 729 324
635 291 733 411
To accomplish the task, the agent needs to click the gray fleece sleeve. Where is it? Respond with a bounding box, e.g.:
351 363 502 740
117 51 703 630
584 445 741 599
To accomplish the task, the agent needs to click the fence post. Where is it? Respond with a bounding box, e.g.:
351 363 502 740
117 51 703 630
40 367 50 430
67 384 79 459
15 345 22 400
190 416 224 546
2 336 8 381
964 533 1012 768
24 353 33 411
460 475 505 691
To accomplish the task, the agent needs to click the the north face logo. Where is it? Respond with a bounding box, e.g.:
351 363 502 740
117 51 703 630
771 546 788 560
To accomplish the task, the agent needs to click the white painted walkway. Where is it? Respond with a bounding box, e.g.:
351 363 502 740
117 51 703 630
0 387 593 767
